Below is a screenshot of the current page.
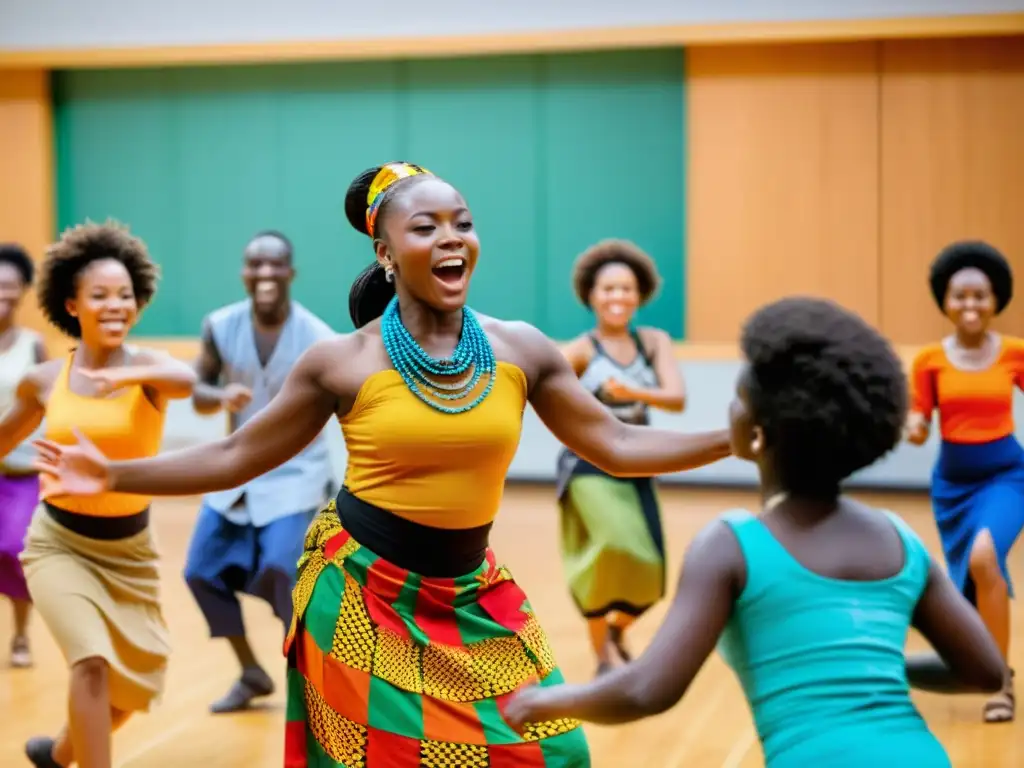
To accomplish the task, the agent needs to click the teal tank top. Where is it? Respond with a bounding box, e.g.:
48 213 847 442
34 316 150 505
716 509 950 767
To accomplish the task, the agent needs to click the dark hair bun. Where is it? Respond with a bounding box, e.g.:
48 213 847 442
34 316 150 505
344 166 382 237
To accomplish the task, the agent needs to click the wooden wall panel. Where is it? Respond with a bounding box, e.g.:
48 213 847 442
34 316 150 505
878 37 1024 344
685 43 881 343
0 69 60 352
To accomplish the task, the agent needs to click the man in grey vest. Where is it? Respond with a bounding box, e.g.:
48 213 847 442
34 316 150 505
184 230 337 713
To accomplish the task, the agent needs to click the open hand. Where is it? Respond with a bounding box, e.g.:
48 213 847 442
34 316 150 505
78 367 128 397
32 428 112 497
222 383 254 413
503 684 549 731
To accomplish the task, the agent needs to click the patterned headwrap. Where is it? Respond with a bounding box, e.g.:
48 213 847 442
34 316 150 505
365 162 433 239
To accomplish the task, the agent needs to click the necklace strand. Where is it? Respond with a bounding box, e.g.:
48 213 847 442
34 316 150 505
380 296 497 414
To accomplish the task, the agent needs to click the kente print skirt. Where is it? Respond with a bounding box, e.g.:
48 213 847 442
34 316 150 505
283 502 590 767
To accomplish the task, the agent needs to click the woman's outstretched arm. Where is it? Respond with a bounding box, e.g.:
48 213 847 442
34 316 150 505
519 324 730 475
504 519 742 726
907 558 1006 693
34 339 341 498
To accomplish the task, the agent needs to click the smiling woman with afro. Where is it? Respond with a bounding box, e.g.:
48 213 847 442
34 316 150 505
906 239 1022 723
6 220 199 767
556 238 687 675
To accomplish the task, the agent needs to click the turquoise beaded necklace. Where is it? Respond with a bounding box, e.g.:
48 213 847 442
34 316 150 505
380 295 497 414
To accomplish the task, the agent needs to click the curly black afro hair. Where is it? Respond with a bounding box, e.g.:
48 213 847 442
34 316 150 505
929 240 1012 314
572 239 662 309
37 220 160 339
0 243 34 285
740 296 906 497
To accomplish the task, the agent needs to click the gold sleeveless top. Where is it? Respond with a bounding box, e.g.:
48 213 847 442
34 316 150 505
42 355 166 517
341 362 527 529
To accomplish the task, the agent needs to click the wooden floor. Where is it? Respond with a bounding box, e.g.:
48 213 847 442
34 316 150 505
0 485 1021 767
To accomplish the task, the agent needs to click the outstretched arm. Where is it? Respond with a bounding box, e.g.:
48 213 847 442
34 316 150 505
113 340 337 495
130 348 198 401
523 325 729 475
907 557 1006 693
506 520 741 726
37 340 340 498
79 348 197 403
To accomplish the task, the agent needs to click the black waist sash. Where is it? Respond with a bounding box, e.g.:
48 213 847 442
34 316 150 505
334 488 491 578
45 501 150 540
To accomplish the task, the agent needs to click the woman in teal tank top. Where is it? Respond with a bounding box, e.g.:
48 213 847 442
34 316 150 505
506 297 1008 766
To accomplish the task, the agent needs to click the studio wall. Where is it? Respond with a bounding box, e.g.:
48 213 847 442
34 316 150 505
685 35 1024 345
4 32 1024 492
879 37 1024 343
0 70 59 351
53 50 685 340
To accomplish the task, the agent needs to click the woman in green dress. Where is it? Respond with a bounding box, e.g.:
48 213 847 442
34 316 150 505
556 240 686 675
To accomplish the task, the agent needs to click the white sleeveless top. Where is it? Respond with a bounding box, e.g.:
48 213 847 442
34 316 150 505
0 328 42 473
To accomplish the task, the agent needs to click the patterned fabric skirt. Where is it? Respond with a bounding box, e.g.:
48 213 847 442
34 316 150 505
283 502 590 767
557 453 666 620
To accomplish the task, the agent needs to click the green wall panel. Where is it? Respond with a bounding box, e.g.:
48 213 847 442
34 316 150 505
53 49 685 338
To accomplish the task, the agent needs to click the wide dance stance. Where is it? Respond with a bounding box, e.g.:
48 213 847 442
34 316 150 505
33 162 731 767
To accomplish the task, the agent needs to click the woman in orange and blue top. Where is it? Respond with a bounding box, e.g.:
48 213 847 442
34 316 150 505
0 222 196 768
33 162 733 767
906 240 1023 723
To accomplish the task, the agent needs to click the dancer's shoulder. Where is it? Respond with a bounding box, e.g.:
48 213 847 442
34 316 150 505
910 342 945 372
19 358 66 404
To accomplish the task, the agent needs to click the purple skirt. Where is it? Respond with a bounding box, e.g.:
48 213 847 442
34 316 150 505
0 474 39 601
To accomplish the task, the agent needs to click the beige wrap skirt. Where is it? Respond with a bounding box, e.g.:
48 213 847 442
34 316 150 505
19 505 170 712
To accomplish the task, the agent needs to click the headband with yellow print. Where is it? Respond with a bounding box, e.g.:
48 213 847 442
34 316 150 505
365 162 433 238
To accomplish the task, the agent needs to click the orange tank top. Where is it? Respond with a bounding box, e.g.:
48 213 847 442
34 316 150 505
910 336 1024 444
42 354 166 516
341 362 527 529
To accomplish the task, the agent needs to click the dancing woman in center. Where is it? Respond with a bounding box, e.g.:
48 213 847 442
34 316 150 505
34 162 732 768
557 240 685 673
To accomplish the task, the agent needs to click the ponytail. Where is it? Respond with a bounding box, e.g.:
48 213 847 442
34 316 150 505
348 261 395 328
343 162 433 328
